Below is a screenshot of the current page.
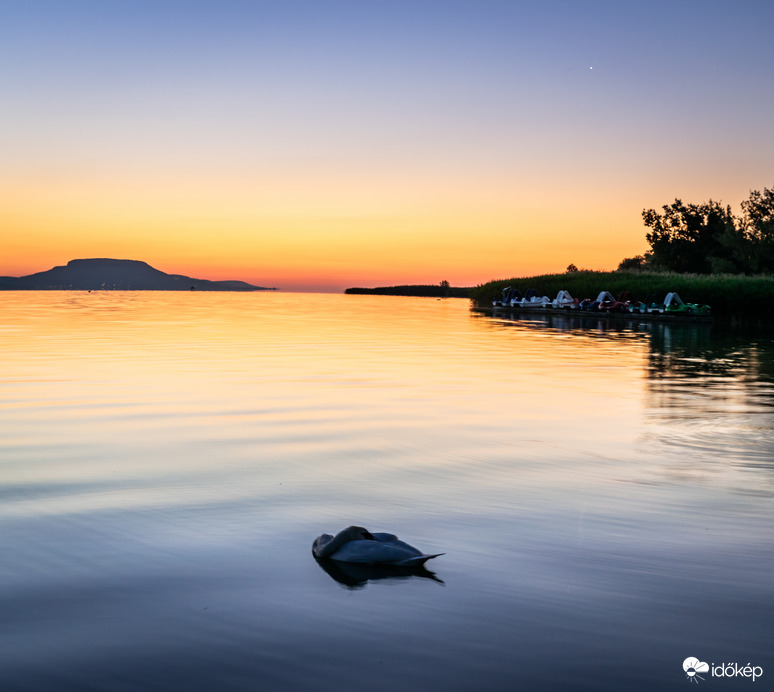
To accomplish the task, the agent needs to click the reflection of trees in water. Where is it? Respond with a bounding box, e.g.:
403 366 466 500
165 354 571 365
485 311 774 390
483 312 774 477
646 322 774 410
644 322 774 485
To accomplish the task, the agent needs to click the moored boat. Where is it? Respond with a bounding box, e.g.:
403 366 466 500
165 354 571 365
551 290 579 309
515 288 551 308
663 292 711 316
490 289 712 321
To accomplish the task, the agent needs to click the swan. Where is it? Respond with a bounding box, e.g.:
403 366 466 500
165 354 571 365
312 526 443 566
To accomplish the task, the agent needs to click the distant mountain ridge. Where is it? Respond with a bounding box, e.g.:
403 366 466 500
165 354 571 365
0 258 273 291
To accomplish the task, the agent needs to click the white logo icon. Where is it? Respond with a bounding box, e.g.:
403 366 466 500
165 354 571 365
683 657 709 683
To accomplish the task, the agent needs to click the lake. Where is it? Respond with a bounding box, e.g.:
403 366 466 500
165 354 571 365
1 292 772 691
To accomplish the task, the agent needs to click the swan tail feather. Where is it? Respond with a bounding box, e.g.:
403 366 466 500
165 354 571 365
396 553 444 567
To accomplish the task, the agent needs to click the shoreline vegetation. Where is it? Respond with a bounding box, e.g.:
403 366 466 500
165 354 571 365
467 187 774 323
345 284 471 298
469 270 774 321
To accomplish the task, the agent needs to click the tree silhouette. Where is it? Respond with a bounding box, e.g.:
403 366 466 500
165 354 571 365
642 199 736 273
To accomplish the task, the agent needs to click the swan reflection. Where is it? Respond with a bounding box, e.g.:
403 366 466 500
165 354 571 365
314 555 444 588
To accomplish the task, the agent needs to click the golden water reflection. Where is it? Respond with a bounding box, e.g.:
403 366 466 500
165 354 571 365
3 294 772 486
1 293 773 691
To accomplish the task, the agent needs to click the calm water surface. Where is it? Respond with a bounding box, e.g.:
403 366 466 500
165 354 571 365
1 292 772 691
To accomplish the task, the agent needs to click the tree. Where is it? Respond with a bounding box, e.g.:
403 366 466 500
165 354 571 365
566 264 579 273
618 185 774 275
617 254 648 271
642 199 737 273
740 186 774 272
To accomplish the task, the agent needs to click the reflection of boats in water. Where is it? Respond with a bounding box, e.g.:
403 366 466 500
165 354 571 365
314 555 444 589
485 304 712 323
478 309 715 335
474 308 715 357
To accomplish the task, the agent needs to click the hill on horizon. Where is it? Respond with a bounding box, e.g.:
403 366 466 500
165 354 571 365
0 258 273 291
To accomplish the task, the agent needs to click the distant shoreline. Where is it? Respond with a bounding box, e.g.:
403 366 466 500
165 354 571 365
345 285 471 298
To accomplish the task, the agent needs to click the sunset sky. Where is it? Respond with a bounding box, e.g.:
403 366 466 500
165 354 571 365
2 1 773 292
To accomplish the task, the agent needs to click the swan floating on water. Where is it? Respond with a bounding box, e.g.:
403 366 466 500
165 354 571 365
312 526 443 566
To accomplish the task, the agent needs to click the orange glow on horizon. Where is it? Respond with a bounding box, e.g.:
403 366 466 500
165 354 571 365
2 171 652 291
2 3 769 294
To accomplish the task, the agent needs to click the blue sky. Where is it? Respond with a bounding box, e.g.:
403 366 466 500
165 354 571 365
2 1 773 289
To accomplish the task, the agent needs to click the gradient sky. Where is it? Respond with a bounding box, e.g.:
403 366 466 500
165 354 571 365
2 1 773 291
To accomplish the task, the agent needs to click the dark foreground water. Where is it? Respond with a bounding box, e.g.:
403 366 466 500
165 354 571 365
1 293 772 691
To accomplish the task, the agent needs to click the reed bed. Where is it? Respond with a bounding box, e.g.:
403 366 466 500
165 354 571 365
469 271 774 320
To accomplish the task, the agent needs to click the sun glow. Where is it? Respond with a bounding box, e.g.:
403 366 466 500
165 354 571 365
2 2 770 292
1 169 647 291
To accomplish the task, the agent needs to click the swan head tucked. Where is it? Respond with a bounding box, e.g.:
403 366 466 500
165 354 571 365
312 525 375 559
